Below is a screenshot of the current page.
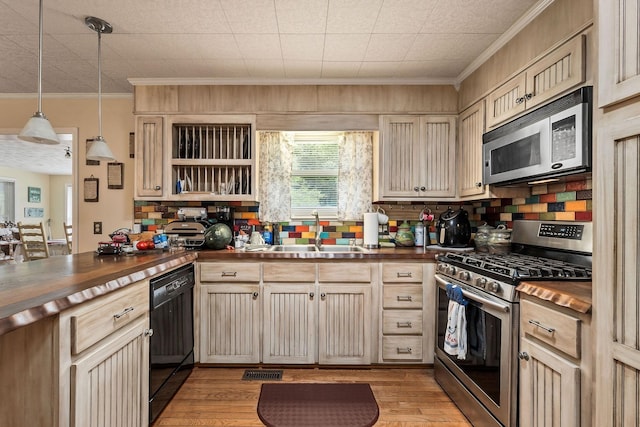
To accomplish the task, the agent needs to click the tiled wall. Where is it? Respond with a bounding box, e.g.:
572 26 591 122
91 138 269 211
134 178 592 244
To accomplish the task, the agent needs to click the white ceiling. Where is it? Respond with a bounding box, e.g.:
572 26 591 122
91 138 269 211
0 0 546 175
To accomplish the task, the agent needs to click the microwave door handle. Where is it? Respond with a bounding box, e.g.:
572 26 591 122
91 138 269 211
435 275 510 313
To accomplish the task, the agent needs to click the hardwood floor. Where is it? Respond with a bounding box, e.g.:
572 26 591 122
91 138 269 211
153 367 472 426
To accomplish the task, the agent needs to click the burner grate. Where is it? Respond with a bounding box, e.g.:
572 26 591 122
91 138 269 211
242 369 283 381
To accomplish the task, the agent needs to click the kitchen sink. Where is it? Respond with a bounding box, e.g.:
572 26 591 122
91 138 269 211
266 244 369 253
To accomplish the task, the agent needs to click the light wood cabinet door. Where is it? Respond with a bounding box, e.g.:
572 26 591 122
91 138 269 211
318 285 372 364
71 317 150 427
379 115 456 200
199 284 260 363
457 100 486 197
598 0 640 107
135 116 164 198
519 337 580 427
487 35 585 128
262 284 316 364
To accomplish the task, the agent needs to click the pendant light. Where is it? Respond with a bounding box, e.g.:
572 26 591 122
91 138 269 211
18 0 59 145
85 16 116 162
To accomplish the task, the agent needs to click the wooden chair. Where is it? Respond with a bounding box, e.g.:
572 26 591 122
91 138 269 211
17 222 49 261
63 222 73 253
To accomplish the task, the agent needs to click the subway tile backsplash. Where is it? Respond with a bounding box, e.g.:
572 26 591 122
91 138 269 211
133 177 592 243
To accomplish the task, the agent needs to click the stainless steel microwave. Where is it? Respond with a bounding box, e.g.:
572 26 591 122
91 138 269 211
482 86 592 186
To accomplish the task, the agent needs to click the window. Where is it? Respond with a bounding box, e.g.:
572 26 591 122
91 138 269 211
0 179 15 222
290 132 340 218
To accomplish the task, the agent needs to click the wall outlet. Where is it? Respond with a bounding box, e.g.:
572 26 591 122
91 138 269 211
94 221 102 234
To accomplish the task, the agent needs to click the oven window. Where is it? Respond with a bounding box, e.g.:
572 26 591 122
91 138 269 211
437 287 502 405
490 134 541 174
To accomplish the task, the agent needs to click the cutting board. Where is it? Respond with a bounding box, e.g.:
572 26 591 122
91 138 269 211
426 245 474 252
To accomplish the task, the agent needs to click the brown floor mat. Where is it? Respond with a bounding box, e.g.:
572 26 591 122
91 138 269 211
257 383 379 427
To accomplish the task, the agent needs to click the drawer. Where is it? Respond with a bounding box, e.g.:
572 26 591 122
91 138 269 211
521 298 581 358
71 281 149 355
383 285 423 309
318 263 371 283
382 336 423 361
382 263 423 283
383 310 423 335
263 263 316 282
200 262 261 283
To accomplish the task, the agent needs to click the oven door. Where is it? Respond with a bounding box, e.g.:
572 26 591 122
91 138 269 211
435 274 518 427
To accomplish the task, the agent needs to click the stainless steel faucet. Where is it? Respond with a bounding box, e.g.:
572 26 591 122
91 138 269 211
313 210 322 249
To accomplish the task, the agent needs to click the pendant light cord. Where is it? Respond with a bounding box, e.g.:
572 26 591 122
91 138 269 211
97 28 102 137
37 0 44 112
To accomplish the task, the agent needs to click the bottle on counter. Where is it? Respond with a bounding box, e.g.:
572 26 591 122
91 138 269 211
262 224 273 245
414 222 424 247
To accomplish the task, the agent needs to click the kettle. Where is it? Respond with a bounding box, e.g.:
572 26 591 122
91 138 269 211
436 207 471 248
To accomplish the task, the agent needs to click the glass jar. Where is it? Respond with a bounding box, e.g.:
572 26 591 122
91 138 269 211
474 222 493 252
395 221 415 247
488 225 512 254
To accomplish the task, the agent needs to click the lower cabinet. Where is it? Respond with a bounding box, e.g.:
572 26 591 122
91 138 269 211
518 295 592 427
199 262 262 363
59 280 151 427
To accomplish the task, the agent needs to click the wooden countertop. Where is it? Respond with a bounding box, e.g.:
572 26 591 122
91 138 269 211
0 245 446 336
516 280 592 314
0 250 197 336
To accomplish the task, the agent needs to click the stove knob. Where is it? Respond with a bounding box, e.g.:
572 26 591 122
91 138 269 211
437 263 446 272
475 278 487 288
458 271 471 281
447 266 457 275
488 282 501 293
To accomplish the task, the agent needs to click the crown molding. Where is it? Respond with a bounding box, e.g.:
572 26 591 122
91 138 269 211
127 77 456 87
0 93 133 99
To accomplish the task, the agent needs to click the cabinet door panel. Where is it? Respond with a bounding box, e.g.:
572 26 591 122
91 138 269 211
380 116 421 197
318 285 371 364
135 116 164 198
200 285 260 363
420 116 456 197
519 338 580 427
458 100 486 197
598 0 640 106
263 284 316 364
487 75 527 128
71 317 149 427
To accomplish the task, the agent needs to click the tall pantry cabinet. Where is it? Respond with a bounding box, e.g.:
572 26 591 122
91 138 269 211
594 0 640 425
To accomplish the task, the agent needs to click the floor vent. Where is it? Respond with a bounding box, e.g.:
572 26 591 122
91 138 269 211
242 369 283 381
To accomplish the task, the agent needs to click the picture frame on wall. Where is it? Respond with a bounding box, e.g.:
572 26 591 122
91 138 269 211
83 176 99 202
107 162 124 189
27 186 41 203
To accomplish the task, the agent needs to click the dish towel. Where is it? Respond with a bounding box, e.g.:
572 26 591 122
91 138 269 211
444 283 468 360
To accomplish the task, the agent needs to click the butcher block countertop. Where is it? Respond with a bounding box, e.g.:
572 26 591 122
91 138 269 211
516 280 592 314
0 251 197 336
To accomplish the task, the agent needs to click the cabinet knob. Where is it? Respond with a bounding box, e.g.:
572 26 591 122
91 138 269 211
524 93 533 100
475 182 482 187
518 351 529 361
252 292 259 298
309 292 315 298
420 186 426 191
154 185 161 190
320 292 326 300
515 96 525 104
144 328 154 337
413 186 419 192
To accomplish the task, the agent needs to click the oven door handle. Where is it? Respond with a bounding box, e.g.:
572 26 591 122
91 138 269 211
435 275 510 313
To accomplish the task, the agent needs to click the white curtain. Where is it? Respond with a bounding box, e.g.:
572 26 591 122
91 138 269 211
337 132 373 220
258 131 373 222
258 131 294 222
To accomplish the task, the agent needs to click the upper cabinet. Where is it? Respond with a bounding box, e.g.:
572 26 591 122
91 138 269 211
377 115 456 201
486 35 586 129
457 100 485 198
134 114 256 201
598 0 640 107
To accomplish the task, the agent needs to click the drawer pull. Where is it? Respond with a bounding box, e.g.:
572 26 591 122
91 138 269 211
397 322 412 328
528 319 555 333
113 306 134 319
397 295 413 302
397 347 412 354
221 271 238 277
396 272 412 278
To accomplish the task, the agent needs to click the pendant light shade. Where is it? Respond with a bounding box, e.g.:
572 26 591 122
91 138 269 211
19 0 59 145
85 16 115 162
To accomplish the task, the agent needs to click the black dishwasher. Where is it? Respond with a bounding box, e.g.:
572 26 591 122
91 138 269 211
149 263 195 423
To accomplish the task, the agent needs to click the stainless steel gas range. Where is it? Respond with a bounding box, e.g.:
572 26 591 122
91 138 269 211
434 220 592 427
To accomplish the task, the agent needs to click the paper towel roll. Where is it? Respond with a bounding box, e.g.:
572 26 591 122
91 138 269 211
363 212 379 248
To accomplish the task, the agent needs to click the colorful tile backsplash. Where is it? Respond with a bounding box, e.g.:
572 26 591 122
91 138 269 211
133 178 592 244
